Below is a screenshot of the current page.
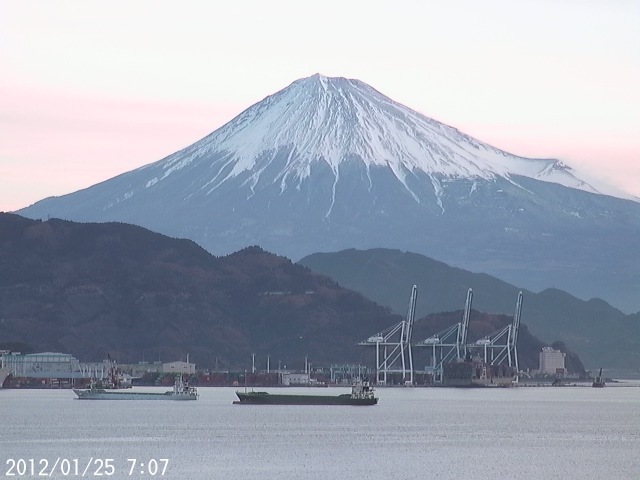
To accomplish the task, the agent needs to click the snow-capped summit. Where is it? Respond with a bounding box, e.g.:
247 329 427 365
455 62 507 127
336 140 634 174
151 73 627 201
18 75 640 313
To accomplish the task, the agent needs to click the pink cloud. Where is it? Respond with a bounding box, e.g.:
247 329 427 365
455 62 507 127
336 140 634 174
460 122 640 199
1 84 242 211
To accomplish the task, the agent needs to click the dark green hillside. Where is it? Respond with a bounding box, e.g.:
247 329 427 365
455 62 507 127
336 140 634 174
0 214 582 372
0 214 395 369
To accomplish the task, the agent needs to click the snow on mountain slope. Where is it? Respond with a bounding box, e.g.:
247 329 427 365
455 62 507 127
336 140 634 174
144 73 633 202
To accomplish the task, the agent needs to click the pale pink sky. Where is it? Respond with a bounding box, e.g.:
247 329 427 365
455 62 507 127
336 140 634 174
2 0 639 212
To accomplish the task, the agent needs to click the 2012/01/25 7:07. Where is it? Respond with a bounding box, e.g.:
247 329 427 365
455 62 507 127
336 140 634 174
4 458 170 477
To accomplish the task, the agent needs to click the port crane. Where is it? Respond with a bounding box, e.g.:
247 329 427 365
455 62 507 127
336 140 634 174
359 285 417 385
415 288 473 383
470 291 523 372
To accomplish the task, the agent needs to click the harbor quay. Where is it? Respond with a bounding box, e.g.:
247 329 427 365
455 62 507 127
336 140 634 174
1 350 448 388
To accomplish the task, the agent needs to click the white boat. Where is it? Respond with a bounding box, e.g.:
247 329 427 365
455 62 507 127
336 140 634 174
73 375 198 400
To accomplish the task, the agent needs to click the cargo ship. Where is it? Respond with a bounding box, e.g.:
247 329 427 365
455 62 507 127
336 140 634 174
442 357 516 387
234 382 378 405
73 375 198 400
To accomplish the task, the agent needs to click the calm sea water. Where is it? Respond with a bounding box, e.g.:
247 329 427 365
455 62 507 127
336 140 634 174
1 383 638 480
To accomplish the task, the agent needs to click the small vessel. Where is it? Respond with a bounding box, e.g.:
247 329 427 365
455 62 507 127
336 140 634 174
98 355 132 389
234 382 378 406
592 368 606 388
73 375 198 400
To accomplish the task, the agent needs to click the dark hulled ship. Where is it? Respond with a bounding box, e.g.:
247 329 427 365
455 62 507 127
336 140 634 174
234 383 378 405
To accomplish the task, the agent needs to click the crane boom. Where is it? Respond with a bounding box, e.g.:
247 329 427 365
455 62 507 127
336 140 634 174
403 285 418 344
457 288 473 359
510 291 523 348
507 291 523 372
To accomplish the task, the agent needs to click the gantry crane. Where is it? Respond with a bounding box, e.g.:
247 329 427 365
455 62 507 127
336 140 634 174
415 288 473 383
471 291 523 372
359 285 418 385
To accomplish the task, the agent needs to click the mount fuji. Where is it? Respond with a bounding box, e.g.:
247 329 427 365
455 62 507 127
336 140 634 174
17 74 640 312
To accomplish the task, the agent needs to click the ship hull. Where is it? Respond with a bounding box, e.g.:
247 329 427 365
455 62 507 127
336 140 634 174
443 360 516 388
234 392 378 406
444 377 516 388
73 389 198 400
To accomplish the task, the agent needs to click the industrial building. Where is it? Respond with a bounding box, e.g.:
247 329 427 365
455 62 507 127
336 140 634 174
0 351 194 386
2 352 84 379
539 347 566 375
162 360 196 375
